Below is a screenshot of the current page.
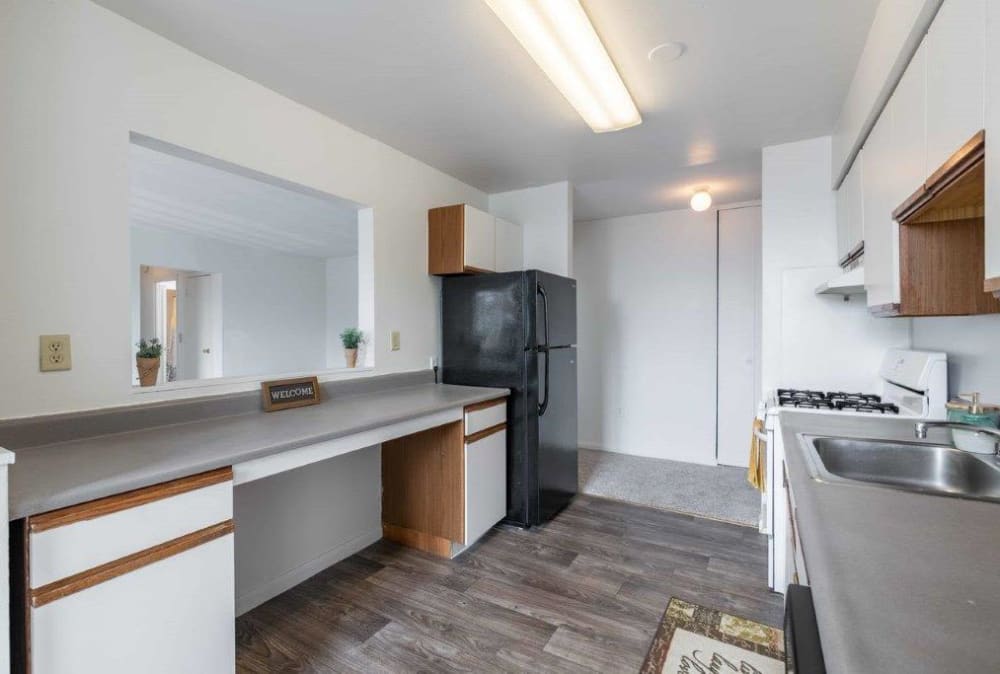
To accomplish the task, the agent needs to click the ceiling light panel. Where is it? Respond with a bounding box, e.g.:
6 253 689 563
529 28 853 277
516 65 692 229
484 0 641 133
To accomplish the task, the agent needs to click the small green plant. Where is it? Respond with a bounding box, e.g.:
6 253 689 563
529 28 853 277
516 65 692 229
340 327 365 349
136 337 163 359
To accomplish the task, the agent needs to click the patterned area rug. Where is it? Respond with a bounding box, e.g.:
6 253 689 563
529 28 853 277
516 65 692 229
641 598 785 674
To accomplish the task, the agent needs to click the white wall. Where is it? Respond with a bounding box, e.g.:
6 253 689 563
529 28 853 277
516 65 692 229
574 208 718 464
325 255 360 369
761 137 841 394
233 445 381 615
131 225 331 378
490 182 574 277
762 137 911 394
0 0 487 418
912 316 1000 400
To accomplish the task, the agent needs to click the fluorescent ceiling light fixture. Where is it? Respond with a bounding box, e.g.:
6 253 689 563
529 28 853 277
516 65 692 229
690 190 712 212
484 0 641 133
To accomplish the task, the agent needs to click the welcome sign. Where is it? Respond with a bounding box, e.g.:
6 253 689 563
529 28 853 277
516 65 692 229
261 376 321 412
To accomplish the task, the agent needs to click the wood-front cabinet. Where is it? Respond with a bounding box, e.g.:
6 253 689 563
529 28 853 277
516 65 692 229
11 469 236 674
428 204 496 275
428 204 523 275
381 397 507 558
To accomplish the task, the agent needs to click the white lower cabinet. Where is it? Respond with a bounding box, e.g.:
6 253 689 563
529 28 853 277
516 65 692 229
32 534 235 674
16 469 236 674
464 427 507 545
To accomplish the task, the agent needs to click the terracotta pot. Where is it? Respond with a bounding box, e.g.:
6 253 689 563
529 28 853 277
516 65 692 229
136 356 160 387
344 348 358 368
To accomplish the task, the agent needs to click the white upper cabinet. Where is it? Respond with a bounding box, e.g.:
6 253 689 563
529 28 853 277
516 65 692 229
926 0 986 172
462 205 496 272
846 151 864 256
986 0 1000 288
836 153 864 263
863 100 899 308
892 41 928 203
494 217 523 273
836 179 850 262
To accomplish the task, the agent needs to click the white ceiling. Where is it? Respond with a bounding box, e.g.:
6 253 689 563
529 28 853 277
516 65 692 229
102 0 879 221
129 141 359 258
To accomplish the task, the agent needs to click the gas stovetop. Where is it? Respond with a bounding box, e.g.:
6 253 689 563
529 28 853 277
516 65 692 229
777 389 900 414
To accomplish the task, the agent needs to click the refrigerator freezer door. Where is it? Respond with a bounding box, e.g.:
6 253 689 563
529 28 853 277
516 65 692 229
529 271 577 348
537 346 578 521
442 272 525 388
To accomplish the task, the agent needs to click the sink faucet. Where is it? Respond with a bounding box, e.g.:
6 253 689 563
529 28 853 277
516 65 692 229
914 421 1000 456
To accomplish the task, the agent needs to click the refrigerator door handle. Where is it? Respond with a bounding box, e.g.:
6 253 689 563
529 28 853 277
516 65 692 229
537 282 550 416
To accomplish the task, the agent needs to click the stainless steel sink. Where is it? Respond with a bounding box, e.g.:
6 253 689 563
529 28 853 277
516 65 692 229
800 435 1000 503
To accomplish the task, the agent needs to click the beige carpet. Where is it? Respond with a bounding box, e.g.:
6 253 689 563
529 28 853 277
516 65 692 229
578 448 760 526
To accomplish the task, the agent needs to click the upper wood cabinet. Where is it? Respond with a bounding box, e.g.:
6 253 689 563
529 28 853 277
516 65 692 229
494 217 523 272
428 204 496 275
926 0 986 174
888 131 998 316
985 0 1000 293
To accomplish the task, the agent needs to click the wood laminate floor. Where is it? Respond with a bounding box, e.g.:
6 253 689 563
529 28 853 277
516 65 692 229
236 495 782 673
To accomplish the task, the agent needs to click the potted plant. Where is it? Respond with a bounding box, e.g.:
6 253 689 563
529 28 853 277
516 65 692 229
135 337 163 387
339 328 364 368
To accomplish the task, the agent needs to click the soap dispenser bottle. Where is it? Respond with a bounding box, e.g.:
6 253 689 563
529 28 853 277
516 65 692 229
946 393 1000 454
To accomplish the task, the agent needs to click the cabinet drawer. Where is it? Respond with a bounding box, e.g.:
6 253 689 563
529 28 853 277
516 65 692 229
464 399 507 437
465 427 507 544
28 468 233 588
31 532 235 674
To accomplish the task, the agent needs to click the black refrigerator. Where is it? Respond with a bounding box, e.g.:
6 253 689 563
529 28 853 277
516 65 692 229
441 270 577 527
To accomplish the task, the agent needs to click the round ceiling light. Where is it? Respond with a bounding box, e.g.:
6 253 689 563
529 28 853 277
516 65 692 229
690 190 712 212
647 41 686 63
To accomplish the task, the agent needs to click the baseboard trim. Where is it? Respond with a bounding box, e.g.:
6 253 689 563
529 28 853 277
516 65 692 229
579 442 719 466
235 526 382 615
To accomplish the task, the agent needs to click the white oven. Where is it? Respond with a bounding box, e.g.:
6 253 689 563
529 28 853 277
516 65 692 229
761 349 948 592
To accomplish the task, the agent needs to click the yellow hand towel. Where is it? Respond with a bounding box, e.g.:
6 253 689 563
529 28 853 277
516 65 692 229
748 418 766 491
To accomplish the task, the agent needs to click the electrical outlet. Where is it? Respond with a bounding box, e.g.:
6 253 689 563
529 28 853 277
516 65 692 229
40 334 72 372
389 330 401 351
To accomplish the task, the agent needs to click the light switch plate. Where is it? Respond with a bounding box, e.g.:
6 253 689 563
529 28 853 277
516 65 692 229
389 330 401 351
40 334 72 371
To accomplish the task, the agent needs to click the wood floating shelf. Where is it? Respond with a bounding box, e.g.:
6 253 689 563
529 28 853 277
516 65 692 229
885 130 1000 317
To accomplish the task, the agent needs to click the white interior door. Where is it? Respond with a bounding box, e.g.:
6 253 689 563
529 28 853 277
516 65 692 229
717 206 761 467
180 273 221 379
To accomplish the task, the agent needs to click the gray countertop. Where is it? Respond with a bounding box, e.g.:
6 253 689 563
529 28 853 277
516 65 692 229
779 411 1000 673
7 383 508 520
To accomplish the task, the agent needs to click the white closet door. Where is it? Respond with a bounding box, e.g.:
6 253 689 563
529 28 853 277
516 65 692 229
717 206 761 467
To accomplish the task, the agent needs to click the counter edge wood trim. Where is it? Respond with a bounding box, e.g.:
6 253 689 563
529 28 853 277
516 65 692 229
28 467 234 533
30 520 234 608
985 277 1000 294
465 422 507 445
464 397 507 413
